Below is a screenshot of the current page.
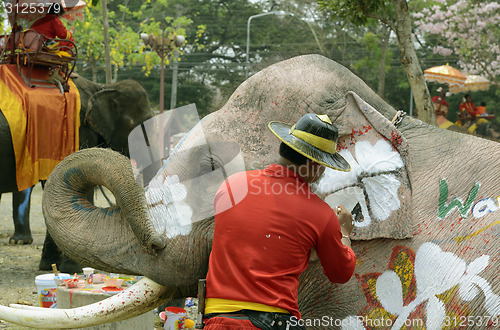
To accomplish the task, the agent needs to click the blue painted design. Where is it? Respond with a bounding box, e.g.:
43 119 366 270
101 206 121 216
63 168 87 193
71 196 96 212
64 168 120 216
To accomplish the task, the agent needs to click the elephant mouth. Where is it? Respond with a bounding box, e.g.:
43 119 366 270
0 277 168 328
146 174 193 239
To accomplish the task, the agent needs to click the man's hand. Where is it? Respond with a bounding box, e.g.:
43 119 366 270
335 205 354 235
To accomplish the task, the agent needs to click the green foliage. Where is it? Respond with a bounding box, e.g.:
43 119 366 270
0 7 6 34
72 4 104 77
351 31 391 82
317 0 390 25
72 0 202 81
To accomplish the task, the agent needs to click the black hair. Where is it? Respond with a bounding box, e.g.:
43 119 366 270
279 142 309 166
480 101 486 106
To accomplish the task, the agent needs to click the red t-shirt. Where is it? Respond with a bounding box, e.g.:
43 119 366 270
30 14 74 47
206 164 356 318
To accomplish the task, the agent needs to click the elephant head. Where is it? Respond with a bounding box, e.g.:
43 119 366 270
76 78 155 158
2 55 498 328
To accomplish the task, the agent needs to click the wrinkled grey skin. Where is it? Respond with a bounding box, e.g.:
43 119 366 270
42 55 499 328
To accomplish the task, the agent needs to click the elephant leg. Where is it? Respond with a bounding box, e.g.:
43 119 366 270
39 230 84 273
39 230 61 271
9 186 34 245
59 253 84 274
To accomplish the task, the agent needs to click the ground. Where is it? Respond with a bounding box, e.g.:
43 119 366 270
0 184 198 329
0 183 46 330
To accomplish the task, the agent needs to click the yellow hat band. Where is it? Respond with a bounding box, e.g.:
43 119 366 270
290 127 337 153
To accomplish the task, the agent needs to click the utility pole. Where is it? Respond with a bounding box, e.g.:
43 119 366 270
101 0 112 84
140 31 185 160
170 51 179 110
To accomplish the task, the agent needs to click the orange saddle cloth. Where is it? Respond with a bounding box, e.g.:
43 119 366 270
0 64 81 191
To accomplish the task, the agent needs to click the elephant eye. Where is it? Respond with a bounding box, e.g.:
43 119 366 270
199 156 221 175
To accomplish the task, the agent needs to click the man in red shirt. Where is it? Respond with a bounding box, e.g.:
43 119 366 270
457 94 477 127
30 2 75 49
204 114 356 329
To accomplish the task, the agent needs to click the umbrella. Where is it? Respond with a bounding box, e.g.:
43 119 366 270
6 0 87 23
449 75 490 94
424 64 467 87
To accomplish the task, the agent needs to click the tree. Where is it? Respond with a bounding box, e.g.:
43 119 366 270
317 0 437 125
72 1 201 82
413 0 500 89
1 4 9 35
73 4 105 81
163 0 342 114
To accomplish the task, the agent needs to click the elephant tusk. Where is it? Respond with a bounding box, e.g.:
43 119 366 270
8 304 48 310
0 277 167 328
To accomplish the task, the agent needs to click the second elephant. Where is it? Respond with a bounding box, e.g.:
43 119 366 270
0 76 154 271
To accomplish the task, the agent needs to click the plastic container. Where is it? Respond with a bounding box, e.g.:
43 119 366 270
82 267 94 288
35 274 58 308
53 273 71 285
93 273 106 284
162 307 187 329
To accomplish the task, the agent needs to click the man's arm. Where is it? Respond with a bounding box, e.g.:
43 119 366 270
315 208 356 284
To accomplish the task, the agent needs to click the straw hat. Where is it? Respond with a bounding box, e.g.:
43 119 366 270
268 114 351 171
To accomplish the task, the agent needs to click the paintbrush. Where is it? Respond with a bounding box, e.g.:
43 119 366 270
51 263 59 276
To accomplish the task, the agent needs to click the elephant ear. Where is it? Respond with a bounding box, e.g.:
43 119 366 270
85 89 119 144
316 91 412 240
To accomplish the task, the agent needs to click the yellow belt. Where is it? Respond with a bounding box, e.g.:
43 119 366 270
205 298 289 315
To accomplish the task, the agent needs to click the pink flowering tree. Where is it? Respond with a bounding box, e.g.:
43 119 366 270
414 0 500 88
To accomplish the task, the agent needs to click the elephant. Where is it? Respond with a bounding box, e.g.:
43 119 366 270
1 54 498 329
0 76 154 271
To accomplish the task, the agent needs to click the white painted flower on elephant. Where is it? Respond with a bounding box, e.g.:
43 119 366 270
316 139 404 227
145 174 192 238
341 242 500 330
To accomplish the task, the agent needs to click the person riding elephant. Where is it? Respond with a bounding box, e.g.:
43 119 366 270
432 95 470 134
0 75 154 273
0 55 498 329
29 0 75 49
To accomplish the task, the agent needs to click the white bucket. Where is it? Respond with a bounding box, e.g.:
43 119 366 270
162 307 187 330
35 274 58 308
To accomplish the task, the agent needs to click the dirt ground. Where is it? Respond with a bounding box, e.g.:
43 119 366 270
0 183 47 329
0 184 198 330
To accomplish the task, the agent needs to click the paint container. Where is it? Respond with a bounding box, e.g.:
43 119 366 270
162 306 187 330
35 274 58 308
82 267 94 288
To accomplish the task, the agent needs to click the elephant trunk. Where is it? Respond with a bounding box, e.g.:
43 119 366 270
42 148 166 271
0 278 168 328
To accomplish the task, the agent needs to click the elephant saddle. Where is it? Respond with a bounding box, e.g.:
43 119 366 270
0 64 81 190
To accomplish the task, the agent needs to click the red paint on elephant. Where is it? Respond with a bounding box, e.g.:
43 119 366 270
390 131 403 149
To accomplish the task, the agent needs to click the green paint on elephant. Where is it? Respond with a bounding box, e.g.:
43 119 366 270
438 179 480 219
